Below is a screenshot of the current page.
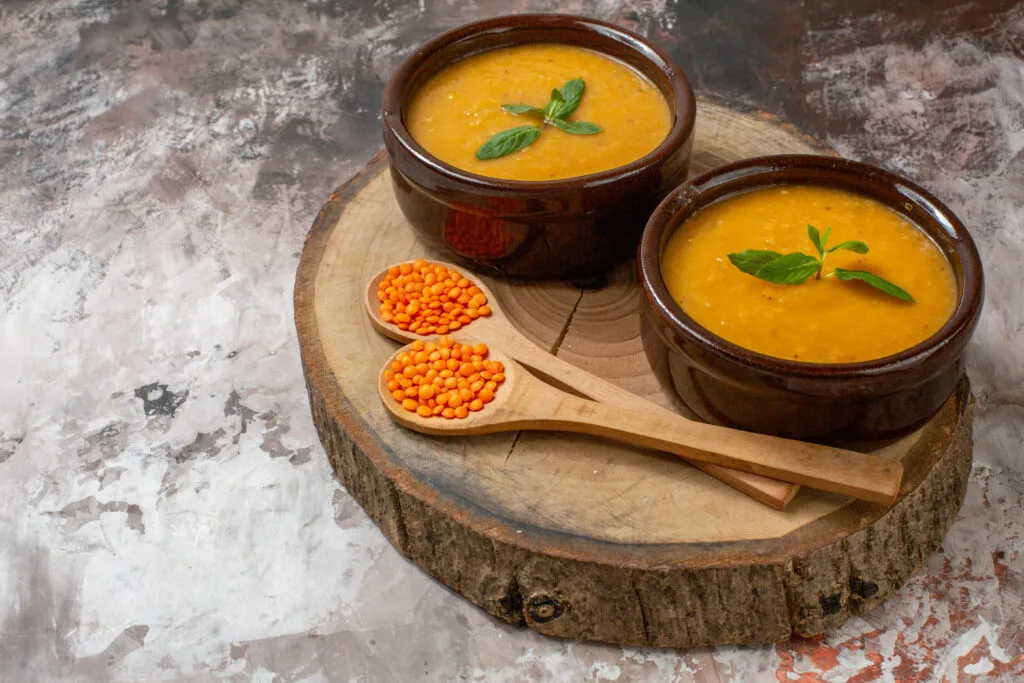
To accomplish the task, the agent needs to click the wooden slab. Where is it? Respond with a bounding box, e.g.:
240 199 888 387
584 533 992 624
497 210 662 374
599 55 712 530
294 100 973 647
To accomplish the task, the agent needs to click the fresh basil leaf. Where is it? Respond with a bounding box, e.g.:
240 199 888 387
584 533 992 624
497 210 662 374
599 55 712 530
728 250 785 276
502 104 544 116
832 268 914 301
555 78 585 119
550 119 602 135
826 240 870 254
822 227 832 250
544 88 564 119
753 253 821 285
807 225 823 258
475 125 541 160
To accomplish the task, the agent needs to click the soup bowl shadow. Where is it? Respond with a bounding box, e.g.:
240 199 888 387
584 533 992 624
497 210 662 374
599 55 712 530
381 14 696 279
637 154 984 443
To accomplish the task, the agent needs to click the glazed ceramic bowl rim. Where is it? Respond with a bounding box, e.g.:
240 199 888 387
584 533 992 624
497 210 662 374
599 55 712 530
381 13 696 191
638 154 985 380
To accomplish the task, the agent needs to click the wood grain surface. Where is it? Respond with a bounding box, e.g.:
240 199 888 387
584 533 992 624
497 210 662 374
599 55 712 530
364 259 800 508
295 100 975 646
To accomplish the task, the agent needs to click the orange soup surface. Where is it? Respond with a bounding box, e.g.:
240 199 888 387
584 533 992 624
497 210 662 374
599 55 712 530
405 44 672 181
661 186 958 363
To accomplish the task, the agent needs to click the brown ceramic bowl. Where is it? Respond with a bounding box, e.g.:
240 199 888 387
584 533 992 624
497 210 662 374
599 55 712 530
638 155 984 442
381 14 696 279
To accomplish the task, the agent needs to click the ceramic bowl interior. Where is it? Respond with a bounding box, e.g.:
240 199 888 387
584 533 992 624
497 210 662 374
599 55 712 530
388 14 693 186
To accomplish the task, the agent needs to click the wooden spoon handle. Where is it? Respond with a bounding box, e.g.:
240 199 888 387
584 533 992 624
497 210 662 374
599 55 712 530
486 322 799 509
532 394 902 505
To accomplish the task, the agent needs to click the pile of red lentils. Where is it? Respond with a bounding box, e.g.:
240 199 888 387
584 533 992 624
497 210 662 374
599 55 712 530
385 336 505 419
377 260 491 336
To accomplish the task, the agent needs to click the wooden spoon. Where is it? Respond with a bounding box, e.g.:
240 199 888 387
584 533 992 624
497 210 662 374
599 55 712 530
366 260 799 509
379 346 903 506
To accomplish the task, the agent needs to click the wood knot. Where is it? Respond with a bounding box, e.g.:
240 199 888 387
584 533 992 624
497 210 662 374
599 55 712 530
526 596 565 623
818 593 843 616
849 576 879 599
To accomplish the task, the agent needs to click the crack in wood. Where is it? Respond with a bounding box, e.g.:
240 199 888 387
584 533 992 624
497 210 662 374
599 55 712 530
549 288 585 356
503 431 523 465
630 572 652 646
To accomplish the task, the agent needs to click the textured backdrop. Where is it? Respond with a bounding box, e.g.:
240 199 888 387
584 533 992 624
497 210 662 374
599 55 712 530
1 0 1022 681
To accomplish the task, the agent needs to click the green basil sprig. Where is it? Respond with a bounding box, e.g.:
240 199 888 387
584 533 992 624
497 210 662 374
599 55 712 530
476 78 603 160
727 225 914 302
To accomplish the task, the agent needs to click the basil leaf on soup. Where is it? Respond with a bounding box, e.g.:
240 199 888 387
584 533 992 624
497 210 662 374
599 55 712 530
475 125 542 160
832 268 915 301
728 250 785 276
753 253 822 285
544 89 565 120
807 225 824 259
554 78 585 119
502 104 544 116
728 226 915 301
550 119 602 135
827 240 870 255
477 78 601 161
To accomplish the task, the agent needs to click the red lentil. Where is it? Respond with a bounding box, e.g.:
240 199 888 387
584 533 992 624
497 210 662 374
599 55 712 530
386 337 505 419
378 260 492 336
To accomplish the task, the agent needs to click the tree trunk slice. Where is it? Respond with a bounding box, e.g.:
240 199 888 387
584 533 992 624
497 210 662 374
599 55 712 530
294 100 973 647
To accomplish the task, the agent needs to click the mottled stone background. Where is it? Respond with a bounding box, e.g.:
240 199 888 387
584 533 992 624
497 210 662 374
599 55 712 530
1 0 1022 681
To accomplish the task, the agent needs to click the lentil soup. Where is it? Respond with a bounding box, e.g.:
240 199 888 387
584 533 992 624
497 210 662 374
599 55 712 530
661 186 958 363
405 44 672 181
